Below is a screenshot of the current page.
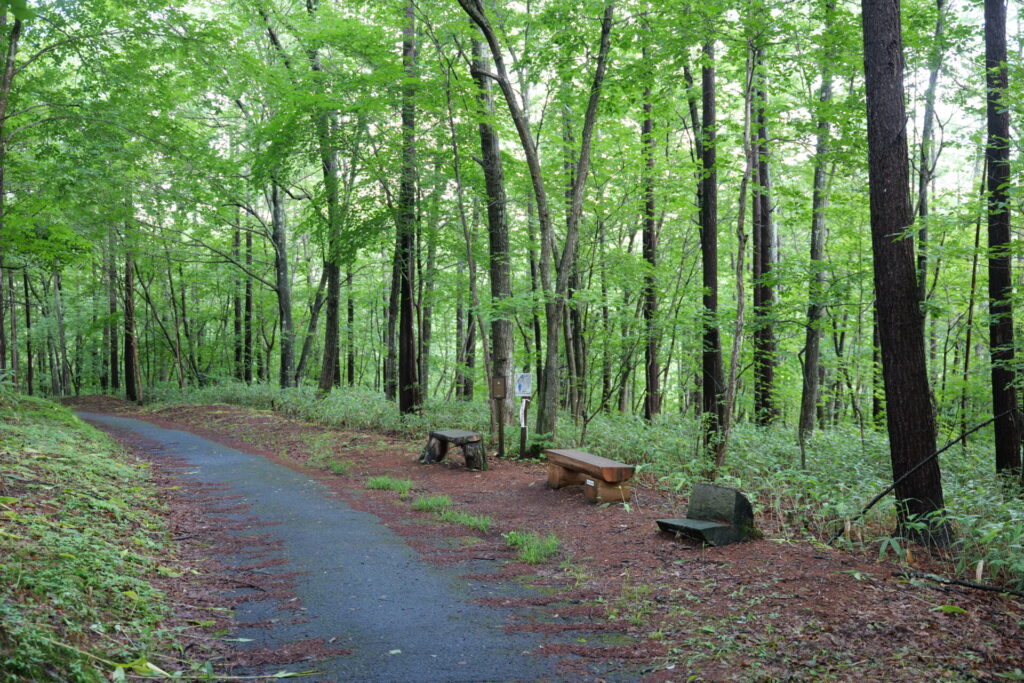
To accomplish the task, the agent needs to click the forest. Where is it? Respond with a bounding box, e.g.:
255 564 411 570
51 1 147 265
0 0 1022 574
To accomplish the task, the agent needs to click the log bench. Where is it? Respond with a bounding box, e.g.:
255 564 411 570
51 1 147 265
656 482 755 546
419 429 487 470
544 448 635 503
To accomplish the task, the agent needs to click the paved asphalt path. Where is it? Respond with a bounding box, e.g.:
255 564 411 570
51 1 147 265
80 413 566 682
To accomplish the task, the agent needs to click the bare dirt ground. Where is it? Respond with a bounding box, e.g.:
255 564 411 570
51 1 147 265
69 396 1024 681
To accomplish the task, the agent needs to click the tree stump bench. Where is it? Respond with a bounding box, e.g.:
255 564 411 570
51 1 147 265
419 429 487 470
544 448 635 503
656 482 756 546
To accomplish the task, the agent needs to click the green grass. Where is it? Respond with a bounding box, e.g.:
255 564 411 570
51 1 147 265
504 530 561 564
438 508 494 533
365 475 414 496
411 494 453 513
0 394 185 679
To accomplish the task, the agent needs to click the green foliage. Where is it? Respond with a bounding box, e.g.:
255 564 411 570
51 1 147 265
0 396 174 679
503 530 561 564
365 475 414 496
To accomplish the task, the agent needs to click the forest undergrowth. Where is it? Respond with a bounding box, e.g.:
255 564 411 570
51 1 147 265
150 381 1024 592
0 393 210 679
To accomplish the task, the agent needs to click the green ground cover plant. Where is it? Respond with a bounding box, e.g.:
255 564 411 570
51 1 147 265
411 494 453 513
438 508 494 534
0 394 182 679
149 383 1024 590
365 475 414 496
504 530 561 564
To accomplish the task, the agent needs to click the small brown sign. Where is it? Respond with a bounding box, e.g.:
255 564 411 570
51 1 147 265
490 376 507 400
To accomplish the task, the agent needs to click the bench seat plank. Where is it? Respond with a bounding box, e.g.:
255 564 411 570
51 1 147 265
430 429 480 444
544 448 635 484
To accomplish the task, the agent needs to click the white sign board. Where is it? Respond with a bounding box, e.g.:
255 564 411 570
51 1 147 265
514 373 533 398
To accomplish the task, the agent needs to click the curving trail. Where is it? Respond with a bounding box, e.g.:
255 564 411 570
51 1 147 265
79 412 562 682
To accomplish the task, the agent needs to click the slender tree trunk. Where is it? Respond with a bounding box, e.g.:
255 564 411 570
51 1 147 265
233 225 243 380
752 48 777 425
641 78 661 420
384 248 399 400
0 265 6 374
244 229 253 384
346 267 355 385
270 183 296 388
985 0 1022 476
22 271 32 395
397 0 420 413
700 39 726 443
799 0 836 447
960 165 985 445
123 251 141 403
862 0 948 542
472 38 513 423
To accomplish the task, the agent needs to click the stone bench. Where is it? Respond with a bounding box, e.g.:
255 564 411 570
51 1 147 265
544 448 635 503
656 483 755 546
419 429 487 470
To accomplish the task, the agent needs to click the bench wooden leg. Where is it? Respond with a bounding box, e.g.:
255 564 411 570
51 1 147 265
419 436 447 464
462 441 487 471
583 479 632 504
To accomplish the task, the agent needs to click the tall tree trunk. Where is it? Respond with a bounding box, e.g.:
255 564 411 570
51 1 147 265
472 38 513 423
752 47 777 425
123 251 141 403
700 39 726 444
346 267 355 385
233 225 243 380
270 183 296 388
798 0 836 448
22 271 32 395
641 77 661 420
244 229 253 384
917 0 946 304
960 165 985 445
384 248 399 400
397 0 420 413
985 0 1022 476
0 264 6 374
862 0 948 542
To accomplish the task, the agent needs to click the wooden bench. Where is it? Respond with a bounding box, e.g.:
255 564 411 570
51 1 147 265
419 429 487 470
656 483 756 546
544 448 635 503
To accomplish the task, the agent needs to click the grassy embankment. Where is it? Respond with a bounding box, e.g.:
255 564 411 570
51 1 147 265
150 382 1024 591
0 394 206 679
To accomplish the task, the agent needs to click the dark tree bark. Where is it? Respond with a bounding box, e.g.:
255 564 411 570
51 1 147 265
346 267 355 385
269 183 296 388
233 225 244 380
22 271 31 395
397 0 420 413
384 247 399 400
985 0 1022 476
123 250 141 403
641 77 661 420
471 38 513 424
799 0 835 446
244 229 253 384
700 40 726 442
752 50 777 426
861 0 948 542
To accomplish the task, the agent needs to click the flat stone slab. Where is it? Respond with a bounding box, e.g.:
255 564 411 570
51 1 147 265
656 518 740 547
